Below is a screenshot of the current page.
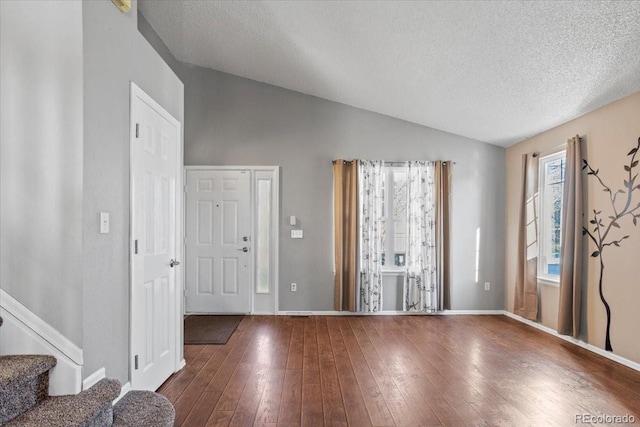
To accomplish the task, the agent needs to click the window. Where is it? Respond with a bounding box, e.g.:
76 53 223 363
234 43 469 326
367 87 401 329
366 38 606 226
538 151 566 283
381 167 407 270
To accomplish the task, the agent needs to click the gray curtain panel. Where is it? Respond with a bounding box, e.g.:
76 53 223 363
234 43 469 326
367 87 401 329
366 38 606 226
514 153 540 320
333 159 359 311
557 136 583 337
437 161 451 311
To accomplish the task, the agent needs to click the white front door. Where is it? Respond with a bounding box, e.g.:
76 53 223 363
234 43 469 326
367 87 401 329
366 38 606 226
130 83 181 391
185 170 252 313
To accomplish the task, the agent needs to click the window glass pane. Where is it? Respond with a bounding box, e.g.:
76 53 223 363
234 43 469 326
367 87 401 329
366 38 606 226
540 156 565 277
256 179 271 293
393 220 406 267
380 172 386 217
380 219 387 266
393 171 407 219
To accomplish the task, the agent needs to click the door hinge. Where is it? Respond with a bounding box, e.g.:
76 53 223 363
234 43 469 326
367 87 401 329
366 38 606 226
135 123 140 138
134 355 139 370
134 239 138 254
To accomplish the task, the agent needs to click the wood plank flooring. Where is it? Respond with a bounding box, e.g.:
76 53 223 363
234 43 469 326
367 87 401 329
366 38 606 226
158 315 640 426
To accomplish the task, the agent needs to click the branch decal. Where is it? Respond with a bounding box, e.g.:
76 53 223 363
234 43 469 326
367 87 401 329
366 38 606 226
582 137 640 351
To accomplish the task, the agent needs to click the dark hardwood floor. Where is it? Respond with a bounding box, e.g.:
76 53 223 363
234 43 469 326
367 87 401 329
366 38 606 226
158 315 640 426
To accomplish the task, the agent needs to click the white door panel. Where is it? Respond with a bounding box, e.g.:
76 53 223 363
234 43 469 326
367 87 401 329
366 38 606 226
186 170 251 313
130 83 180 391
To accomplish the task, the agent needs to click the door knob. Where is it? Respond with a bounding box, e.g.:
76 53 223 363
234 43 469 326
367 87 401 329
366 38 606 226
243 236 248 242
237 247 249 252
169 259 180 267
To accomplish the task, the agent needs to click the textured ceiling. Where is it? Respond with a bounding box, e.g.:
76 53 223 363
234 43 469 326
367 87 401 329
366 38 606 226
138 0 640 147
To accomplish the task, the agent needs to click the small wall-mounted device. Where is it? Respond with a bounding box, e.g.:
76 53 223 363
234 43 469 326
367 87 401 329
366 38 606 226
291 230 303 239
100 212 110 234
289 216 297 226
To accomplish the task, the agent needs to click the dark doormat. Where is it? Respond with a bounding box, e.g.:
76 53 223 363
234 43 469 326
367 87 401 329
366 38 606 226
184 315 244 345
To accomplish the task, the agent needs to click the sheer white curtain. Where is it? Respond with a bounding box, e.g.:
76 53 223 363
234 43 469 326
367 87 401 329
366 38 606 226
359 160 385 312
404 161 438 312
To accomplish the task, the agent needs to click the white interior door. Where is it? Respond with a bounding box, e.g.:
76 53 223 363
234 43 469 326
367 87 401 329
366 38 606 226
185 170 252 313
130 83 181 391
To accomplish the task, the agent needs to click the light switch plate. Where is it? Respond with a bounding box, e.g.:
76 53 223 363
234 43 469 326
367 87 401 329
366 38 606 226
100 212 110 234
291 229 303 239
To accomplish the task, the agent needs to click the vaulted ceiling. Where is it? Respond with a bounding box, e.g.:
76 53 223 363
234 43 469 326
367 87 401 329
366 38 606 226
138 0 640 147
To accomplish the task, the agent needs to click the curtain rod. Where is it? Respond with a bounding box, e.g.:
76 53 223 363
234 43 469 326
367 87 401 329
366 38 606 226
331 160 457 165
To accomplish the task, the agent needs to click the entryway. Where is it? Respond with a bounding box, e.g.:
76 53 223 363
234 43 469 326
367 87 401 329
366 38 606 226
184 167 279 315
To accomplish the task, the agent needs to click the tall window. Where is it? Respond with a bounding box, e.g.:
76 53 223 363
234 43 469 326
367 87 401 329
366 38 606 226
381 167 408 270
538 151 566 283
353 159 447 312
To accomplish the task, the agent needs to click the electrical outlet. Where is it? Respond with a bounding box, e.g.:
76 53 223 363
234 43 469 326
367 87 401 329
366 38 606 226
291 283 297 292
484 282 490 291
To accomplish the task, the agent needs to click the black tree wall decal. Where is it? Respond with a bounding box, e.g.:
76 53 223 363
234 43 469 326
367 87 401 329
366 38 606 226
582 137 640 352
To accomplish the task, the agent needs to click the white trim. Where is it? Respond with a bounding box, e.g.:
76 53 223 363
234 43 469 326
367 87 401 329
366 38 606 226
177 358 186 371
276 310 504 316
129 82 183 389
185 165 278 171
441 310 505 315
537 277 560 287
0 290 82 395
273 168 280 314
504 311 640 372
113 382 132 405
381 270 405 277
82 367 106 390
0 289 83 364
238 308 640 372
537 149 566 283
185 165 280 315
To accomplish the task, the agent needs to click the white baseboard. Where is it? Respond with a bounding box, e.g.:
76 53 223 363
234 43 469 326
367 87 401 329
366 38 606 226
503 310 640 373
177 358 186 371
0 289 83 395
277 309 504 316
113 381 131 405
82 367 106 390
441 310 505 315
0 289 83 364
274 309 640 372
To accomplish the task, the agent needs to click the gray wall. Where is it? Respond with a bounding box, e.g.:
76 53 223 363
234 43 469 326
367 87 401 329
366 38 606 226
1 1 84 345
184 67 506 311
82 0 183 382
139 16 506 312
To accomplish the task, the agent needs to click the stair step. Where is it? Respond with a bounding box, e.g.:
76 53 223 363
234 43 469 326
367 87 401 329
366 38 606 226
113 390 175 427
4 378 121 427
0 355 57 424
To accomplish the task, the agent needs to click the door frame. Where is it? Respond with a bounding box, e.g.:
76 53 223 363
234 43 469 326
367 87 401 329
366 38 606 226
184 166 280 314
129 82 184 389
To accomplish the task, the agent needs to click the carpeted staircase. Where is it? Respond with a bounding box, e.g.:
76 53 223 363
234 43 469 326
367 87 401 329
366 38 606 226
0 315 175 426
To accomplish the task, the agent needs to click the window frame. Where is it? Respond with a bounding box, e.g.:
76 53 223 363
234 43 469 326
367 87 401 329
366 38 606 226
537 149 566 286
381 166 408 272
